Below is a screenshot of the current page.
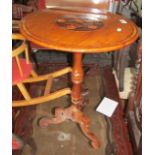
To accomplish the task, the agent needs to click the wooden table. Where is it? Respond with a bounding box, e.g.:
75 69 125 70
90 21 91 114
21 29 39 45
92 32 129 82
20 9 138 149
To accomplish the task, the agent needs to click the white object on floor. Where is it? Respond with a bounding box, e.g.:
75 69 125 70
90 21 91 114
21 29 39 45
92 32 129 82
113 67 135 99
96 97 118 117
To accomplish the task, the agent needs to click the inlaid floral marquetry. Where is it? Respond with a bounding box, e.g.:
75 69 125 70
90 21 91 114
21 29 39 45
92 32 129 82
56 14 105 31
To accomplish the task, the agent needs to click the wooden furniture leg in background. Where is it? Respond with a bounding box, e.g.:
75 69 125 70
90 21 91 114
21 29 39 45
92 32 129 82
39 53 100 149
27 41 39 68
113 46 130 91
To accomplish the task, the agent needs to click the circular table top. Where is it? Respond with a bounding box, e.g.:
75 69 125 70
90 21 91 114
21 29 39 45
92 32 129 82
20 10 139 53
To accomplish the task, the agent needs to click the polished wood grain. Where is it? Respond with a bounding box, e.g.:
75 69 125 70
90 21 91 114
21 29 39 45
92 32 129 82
20 10 139 53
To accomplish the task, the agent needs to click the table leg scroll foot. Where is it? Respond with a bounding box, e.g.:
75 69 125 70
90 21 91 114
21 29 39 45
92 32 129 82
80 123 100 149
38 105 100 149
75 108 100 149
38 116 52 128
38 115 65 128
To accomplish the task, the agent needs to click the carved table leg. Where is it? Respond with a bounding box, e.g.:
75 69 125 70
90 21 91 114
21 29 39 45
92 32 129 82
39 105 100 149
71 53 84 105
71 53 100 148
39 53 100 149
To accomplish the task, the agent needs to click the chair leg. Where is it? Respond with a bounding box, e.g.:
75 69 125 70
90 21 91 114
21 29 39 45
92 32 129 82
67 53 73 66
113 46 130 91
17 83 31 100
30 70 38 77
44 76 53 95
118 46 130 91
27 41 39 68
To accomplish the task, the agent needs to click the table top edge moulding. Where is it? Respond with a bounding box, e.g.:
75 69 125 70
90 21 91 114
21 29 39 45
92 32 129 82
20 10 139 53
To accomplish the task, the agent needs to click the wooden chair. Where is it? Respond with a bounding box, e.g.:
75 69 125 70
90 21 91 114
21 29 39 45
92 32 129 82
12 33 38 98
12 33 72 107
